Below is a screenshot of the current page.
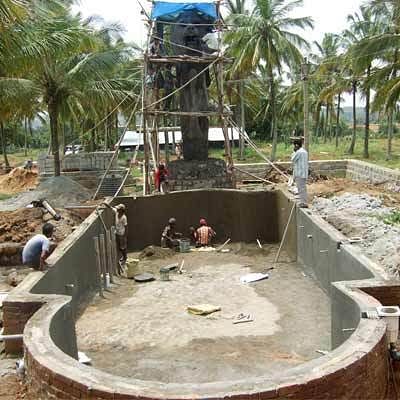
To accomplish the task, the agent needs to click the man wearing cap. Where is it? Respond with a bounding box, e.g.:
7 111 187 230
161 217 182 248
196 218 216 247
291 138 309 208
103 203 128 263
22 223 56 271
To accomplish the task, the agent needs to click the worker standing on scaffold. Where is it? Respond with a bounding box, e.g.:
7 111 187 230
291 137 309 208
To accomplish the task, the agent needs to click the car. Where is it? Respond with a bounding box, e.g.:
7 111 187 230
65 144 83 155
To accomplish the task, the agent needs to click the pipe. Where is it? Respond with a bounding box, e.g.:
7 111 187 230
41 199 61 221
0 334 23 341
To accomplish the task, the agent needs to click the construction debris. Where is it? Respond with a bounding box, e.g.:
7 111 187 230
187 304 221 316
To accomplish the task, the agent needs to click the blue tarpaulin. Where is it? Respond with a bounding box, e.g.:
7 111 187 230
151 0 217 21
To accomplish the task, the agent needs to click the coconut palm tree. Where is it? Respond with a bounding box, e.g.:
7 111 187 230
225 0 313 160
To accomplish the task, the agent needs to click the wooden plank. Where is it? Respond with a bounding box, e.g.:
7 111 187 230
146 110 233 117
93 237 104 297
111 227 120 275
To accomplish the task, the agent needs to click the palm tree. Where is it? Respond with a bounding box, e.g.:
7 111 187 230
346 5 389 158
225 0 313 160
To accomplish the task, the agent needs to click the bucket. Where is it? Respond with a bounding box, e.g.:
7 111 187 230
126 258 140 279
179 239 190 253
160 267 170 281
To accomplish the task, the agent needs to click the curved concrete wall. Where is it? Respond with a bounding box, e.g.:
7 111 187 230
2 189 395 399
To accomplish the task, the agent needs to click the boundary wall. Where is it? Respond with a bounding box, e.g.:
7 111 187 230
3 188 398 399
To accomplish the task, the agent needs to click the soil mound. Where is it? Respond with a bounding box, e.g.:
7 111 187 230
0 207 82 245
0 168 38 193
139 245 175 260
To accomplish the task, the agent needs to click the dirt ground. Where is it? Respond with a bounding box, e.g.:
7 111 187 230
308 177 400 207
0 359 27 400
76 243 330 384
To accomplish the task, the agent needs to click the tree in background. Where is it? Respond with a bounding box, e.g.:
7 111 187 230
225 0 313 160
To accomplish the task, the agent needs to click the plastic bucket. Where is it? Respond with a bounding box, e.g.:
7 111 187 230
179 239 190 253
160 267 170 281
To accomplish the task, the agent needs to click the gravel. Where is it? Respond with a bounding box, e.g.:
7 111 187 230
0 176 92 211
312 193 400 278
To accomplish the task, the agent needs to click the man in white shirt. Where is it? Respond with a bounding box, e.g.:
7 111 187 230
103 203 128 263
22 223 55 270
291 138 309 208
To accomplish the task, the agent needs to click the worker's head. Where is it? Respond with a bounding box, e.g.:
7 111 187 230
158 163 165 170
292 138 303 151
168 217 176 226
116 204 126 214
199 218 207 226
42 223 54 238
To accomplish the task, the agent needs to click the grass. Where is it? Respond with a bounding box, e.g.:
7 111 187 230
5 148 43 167
0 193 13 200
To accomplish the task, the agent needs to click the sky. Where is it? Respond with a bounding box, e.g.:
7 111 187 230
72 0 366 105
73 0 365 46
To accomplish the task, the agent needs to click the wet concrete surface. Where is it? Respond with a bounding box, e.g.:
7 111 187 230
76 244 330 384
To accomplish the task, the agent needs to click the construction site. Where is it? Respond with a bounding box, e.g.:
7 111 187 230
1 1 400 399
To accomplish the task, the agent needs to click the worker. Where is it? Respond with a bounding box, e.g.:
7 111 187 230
154 163 169 192
161 217 182 248
175 142 182 160
22 223 56 271
103 203 128 263
291 138 309 208
24 159 33 171
196 218 216 247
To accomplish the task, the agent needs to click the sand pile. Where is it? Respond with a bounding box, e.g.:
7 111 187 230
0 176 92 211
0 168 38 193
0 207 82 245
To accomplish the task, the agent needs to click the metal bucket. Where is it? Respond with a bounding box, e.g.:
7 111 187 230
160 267 170 281
179 239 190 253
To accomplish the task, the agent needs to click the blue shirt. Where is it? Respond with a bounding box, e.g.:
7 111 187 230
291 147 309 179
22 234 50 266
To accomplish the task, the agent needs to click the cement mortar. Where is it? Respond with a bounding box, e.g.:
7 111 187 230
76 245 330 384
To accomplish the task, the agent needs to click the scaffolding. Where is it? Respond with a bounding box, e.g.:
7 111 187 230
140 0 233 194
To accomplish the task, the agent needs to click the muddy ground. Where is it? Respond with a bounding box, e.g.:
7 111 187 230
76 243 330 384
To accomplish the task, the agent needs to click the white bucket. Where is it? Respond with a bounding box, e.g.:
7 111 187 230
377 306 400 344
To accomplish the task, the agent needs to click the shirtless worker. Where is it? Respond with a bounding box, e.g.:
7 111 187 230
161 217 182 248
22 223 56 271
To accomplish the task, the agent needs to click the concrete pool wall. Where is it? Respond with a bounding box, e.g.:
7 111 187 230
2 189 395 399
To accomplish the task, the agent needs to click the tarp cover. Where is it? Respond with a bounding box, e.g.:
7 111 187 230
152 0 217 21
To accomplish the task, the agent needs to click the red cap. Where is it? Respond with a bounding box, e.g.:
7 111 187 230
200 218 207 226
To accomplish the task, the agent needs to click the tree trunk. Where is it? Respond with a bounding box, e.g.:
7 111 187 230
363 66 371 159
347 81 357 155
239 81 245 160
0 122 10 170
324 104 329 143
314 103 321 139
335 93 341 148
269 69 277 161
48 101 61 176
24 118 28 156
387 110 394 160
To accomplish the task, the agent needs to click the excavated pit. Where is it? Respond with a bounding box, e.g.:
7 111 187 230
76 244 331 384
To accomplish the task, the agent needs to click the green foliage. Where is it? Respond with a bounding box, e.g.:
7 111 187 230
383 210 400 226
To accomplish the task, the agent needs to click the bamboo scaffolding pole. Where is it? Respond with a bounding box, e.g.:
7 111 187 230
93 237 104 298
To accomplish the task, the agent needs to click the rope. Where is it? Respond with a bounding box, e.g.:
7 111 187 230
227 116 290 181
145 57 220 109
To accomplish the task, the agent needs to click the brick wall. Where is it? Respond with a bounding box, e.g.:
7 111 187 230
347 159 400 186
234 160 348 182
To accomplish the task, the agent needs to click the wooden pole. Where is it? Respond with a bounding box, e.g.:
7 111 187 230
99 234 108 289
106 229 114 284
111 226 120 275
93 237 104 298
239 81 245 160
274 203 296 266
